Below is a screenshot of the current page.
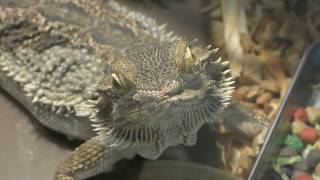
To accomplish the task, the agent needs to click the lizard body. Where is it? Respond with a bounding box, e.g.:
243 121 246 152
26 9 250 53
0 0 265 179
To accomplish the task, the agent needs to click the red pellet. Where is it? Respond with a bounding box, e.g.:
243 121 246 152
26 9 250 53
296 175 314 180
300 128 318 144
294 108 309 122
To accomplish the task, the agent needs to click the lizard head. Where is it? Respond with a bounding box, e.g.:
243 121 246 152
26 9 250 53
92 39 234 151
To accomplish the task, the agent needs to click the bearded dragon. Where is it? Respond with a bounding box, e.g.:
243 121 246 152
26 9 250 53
0 0 268 179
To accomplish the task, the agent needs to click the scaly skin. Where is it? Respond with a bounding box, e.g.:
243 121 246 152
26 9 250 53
0 0 267 179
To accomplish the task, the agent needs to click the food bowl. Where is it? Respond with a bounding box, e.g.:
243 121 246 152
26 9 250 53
248 42 320 179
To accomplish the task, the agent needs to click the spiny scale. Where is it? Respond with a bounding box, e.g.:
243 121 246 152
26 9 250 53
0 1 237 179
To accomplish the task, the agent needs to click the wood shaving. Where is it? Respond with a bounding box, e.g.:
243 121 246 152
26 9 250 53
205 0 320 177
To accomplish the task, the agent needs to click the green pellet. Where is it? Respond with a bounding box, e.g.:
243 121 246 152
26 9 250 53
284 135 304 152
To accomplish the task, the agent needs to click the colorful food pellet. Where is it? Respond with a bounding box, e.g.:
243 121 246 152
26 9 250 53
274 106 320 179
294 108 308 122
295 175 314 180
284 135 304 152
313 140 320 150
279 147 298 157
300 128 319 144
292 121 308 136
277 156 302 167
306 107 320 125
291 170 310 180
306 150 320 168
315 163 320 176
293 159 309 171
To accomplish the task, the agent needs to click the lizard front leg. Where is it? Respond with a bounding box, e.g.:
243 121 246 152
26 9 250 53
54 136 136 180
222 102 270 142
